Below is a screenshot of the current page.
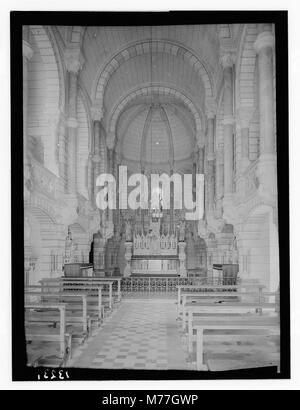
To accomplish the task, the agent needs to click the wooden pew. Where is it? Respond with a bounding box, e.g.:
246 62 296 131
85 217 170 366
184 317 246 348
25 290 90 335
185 301 277 353
25 303 72 365
40 278 115 311
180 289 272 331
180 291 241 329
193 315 280 370
61 280 112 312
61 277 121 305
177 283 266 320
176 285 240 318
26 284 104 324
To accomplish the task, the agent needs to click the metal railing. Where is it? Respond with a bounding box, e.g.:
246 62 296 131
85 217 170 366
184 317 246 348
120 276 239 294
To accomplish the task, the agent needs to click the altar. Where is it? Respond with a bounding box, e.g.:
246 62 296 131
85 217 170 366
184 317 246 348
131 218 180 275
131 256 179 275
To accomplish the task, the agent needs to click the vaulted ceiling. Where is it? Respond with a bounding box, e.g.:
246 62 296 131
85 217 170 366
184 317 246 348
117 102 195 167
54 24 242 167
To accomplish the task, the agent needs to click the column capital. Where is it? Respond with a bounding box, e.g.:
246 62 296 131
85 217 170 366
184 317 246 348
91 102 104 122
253 31 275 54
64 47 85 73
23 40 34 60
220 52 235 69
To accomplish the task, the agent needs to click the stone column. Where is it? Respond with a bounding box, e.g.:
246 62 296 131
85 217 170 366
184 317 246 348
87 152 94 203
192 155 197 203
64 48 84 194
240 126 250 168
178 242 187 277
198 146 205 174
254 30 275 156
206 114 215 212
170 168 174 233
215 149 224 218
99 124 108 236
140 166 146 232
23 28 34 166
221 54 235 198
56 116 66 190
112 150 118 233
91 102 105 215
107 148 114 227
93 117 101 200
115 152 121 234
237 108 253 172
254 30 277 199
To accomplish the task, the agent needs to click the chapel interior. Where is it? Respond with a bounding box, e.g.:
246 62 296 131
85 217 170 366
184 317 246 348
23 23 280 372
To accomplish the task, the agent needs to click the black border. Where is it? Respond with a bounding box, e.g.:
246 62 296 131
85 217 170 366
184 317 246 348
11 10 290 382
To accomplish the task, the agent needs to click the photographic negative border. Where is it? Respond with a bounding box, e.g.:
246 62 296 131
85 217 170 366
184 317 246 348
11 10 290 381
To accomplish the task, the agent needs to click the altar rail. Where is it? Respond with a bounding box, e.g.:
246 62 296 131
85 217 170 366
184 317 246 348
120 276 239 294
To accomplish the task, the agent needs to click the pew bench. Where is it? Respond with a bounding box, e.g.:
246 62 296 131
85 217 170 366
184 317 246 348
177 284 266 318
180 292 243 329
25 291 91 336
40 279 115 310
185 301 277 353
192 316 280 370
179 287 274 327
177 285 240 317
61 279 116 309
25 303 72 366
27 284 106 323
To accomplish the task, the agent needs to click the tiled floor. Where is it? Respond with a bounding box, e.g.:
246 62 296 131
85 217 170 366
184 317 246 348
72 299 189 370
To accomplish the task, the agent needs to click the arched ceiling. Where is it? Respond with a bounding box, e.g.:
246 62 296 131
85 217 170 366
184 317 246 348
102 51 206 128
51 24 245 168
107 85 202 148
80 25 220 99
117 102 194 166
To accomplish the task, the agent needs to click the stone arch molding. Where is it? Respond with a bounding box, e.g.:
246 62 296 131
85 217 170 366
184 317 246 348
107 85 204 149
92 40 214 105
30 26 64 125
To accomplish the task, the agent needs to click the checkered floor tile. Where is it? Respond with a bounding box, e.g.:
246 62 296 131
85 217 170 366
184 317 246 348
73 300 188 370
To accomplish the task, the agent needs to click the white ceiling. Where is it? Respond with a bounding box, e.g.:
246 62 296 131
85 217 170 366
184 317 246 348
117 102 194 165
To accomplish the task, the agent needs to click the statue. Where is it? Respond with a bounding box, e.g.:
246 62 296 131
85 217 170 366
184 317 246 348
179 220 186 242
65 227 74 263
231 236 239 264
125 220 132 241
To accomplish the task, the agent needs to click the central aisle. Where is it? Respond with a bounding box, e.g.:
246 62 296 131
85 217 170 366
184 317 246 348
73 300 189 370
